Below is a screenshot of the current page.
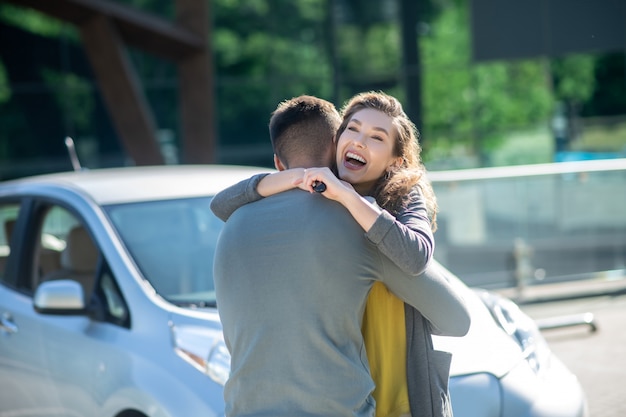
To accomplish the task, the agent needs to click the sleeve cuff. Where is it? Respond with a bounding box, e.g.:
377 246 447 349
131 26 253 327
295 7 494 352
246 173 270 201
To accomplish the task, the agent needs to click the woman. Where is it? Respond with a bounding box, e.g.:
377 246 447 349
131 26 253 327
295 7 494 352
302 91 445 417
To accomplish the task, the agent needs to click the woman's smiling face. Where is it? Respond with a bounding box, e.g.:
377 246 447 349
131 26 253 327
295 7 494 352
336 108 400 195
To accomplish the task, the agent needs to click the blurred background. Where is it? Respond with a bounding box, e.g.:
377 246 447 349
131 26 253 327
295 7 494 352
1 0 625 176
1 0 625 290
2 6 625 415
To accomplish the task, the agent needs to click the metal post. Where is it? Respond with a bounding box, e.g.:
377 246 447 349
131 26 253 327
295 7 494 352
513 237 534 300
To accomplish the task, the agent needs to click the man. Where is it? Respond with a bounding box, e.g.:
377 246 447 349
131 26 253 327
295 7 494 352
212 95 469 417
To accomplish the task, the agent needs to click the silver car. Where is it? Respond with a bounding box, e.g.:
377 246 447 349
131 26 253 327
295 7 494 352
0 165 588 417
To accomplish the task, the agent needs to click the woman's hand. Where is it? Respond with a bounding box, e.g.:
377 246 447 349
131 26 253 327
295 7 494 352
298 167 355 203
299 167 382 232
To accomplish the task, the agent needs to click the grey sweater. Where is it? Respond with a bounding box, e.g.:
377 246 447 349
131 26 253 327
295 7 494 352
213 189 469 417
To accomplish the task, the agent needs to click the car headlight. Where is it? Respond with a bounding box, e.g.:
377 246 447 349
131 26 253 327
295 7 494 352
477 290 551 375
170 324 231 386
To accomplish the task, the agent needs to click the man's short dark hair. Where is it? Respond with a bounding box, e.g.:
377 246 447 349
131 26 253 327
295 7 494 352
269 95 341 167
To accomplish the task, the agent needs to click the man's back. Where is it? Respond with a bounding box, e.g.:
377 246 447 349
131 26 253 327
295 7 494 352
214 189 382 417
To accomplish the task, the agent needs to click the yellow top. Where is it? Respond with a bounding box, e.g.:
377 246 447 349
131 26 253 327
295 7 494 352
362 281 410 417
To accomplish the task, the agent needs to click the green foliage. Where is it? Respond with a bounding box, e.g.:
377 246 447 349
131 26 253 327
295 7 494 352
489 127 554 166
212 0 335 146
336 23 401 83
551 54 595 104
0 0 621 170
582 53 626 117
41 69 94 133
421 3 554 160
0 4 73 38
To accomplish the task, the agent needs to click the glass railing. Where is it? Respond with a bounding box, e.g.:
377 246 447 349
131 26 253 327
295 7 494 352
430 159 626 293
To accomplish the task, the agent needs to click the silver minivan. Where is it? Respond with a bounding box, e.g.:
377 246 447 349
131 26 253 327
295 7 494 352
0 165 587 417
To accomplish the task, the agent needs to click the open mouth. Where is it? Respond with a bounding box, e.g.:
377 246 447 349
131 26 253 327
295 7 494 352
344 151 366 168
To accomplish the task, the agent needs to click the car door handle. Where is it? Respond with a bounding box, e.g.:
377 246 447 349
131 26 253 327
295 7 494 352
0 313 18 334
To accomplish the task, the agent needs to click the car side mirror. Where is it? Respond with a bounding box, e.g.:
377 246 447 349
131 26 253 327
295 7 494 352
34 279 87 315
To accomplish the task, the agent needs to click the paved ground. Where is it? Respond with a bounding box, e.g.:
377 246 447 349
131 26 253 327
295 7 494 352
517 283 626 417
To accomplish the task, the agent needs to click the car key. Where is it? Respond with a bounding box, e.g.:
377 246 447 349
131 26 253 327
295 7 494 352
312 181 326 193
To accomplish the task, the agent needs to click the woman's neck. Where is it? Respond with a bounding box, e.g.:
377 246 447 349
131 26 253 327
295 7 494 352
353 183 374 197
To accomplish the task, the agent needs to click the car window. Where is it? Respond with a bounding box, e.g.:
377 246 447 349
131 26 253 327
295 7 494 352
33 205 98 303
0 203 21 282
95 266 131 328
29 203 131 327
105 197 223 306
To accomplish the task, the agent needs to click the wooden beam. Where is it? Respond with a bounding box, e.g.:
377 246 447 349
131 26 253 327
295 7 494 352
176 0 215 163
4 0 217 163
80 15 164 165
4 0 204 61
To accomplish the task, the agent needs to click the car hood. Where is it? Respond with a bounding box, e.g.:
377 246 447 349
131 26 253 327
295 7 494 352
433 289 525 379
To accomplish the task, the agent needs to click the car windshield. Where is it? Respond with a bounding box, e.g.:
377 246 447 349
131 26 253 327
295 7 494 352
105 197 224 307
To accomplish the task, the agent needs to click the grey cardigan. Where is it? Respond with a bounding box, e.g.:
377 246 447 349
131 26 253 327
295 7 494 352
210 173 467 416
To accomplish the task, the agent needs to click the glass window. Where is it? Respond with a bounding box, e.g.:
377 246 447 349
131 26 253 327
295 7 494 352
0 203 21 281
34 205 99 304
432 165 626 289
106 196 222 307
95 267 130 328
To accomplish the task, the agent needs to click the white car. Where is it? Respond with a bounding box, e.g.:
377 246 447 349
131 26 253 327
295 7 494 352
0 165 588 417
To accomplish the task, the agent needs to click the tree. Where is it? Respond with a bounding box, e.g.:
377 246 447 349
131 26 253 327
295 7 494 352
420 3 554 165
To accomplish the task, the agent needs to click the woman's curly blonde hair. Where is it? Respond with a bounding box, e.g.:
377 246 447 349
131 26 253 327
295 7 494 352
336 91 438 231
